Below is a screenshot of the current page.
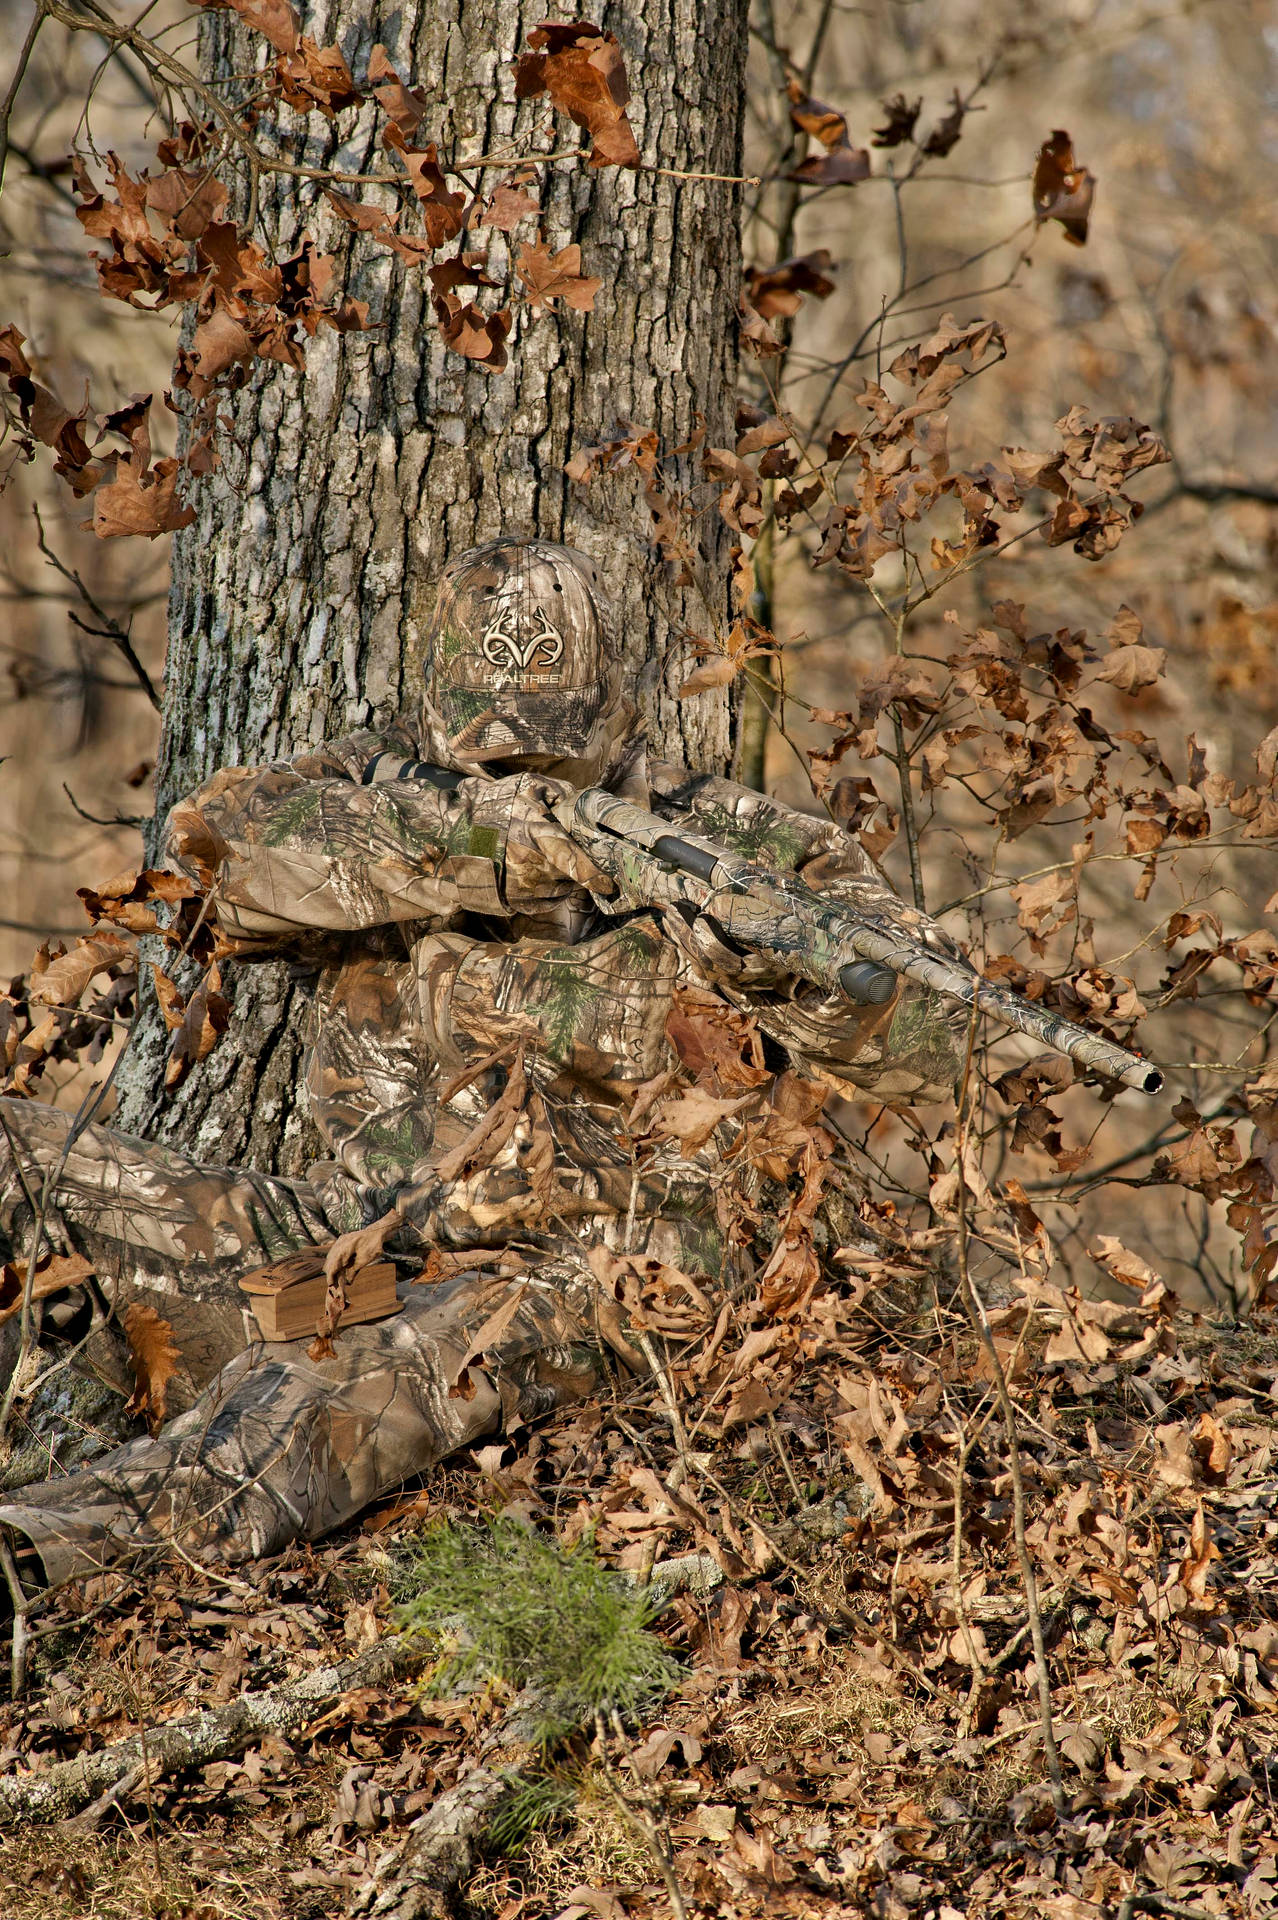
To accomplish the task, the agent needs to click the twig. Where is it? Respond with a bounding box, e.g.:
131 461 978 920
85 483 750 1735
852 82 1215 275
62 782 147 830
937 836 1252 914
892 703 925 910
595 1710 689 1920
0 1629 430 1823
1 138 79 208
0 1535 32 1700
734 0 841 785
864 575 927 908
366 1763 513 1917
640 161 760 185
0 1061 116 1441
766 1408 808 1507
951 1002 1068 1816
123 1645 165 1889
33 508 161 710
0 963 144 1451
737 512 776 791
0 0 47 197
948 1411 986 1727
1141 478 1278 516
0 916 87 936
42 0 762 212
634 1330 695 1555
984 1598 1069 1675
807 59 1026 436
1117 1897 1218 1920
695 1458 937 1697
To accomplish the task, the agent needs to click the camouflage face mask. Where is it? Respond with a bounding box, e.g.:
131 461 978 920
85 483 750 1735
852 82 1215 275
420 538 639 782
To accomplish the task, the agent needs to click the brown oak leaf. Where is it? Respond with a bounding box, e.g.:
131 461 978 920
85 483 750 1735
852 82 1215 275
739 302 783 356
922 88 967 157
1 326 102 491
678 654 738 697
790 143 871 185
323 188 396 234
889 313 1004 383
514 238 602 312
89 452 196 539
787 84 849 150
183 308 256 400
760 1139 830 1316
310 1201 403 1358
145 167 229 241
1096 643 1167 693
481 176 541 231
428 254 497 301
745 251 836 320
1032 129 1096 245
277 38 360 116
208 0 300 56
643 1086 756 1154
785 81 871 185
78 865 202 935
448 1281 532 1398
163 960 230 1088
150 963 185 1033
0 1251 95 1326
435 295 511 372
514 21 640 169
367 43 429 134
666 986 768 1093
1011 868 1077 945
384 131 465 245
123 1302 181 1433
28 932 134 1011
434 1052 528 1183
873 93 921 147
735 414 791 457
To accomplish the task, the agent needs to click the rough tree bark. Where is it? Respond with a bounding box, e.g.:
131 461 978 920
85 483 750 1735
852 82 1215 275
117 0 747 1166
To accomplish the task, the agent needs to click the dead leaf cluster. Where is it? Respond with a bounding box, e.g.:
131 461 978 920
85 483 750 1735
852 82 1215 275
3 1185 1275 1920
1 15 634 528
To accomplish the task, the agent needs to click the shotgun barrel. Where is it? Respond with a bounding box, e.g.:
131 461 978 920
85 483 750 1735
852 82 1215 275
557 786 1163 1097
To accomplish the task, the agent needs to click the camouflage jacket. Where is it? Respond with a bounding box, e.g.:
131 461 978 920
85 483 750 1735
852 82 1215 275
167 725 964 1276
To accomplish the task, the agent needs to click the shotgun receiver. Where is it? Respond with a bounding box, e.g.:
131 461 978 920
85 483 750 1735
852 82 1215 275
554 786 1164 1096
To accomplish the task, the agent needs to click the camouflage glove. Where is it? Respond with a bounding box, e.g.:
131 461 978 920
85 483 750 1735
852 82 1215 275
658 890 797 992
457 775 616 908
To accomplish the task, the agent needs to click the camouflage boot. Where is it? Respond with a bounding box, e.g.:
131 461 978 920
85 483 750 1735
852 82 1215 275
0 1261 602 1591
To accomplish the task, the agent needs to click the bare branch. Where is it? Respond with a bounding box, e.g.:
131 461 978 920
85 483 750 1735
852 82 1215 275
33 508 161 710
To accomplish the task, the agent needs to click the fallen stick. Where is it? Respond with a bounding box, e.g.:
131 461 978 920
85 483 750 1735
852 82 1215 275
0 1630 429 1827
358 1553 729 1918
361 1764 512 1920
0 1546 722 1831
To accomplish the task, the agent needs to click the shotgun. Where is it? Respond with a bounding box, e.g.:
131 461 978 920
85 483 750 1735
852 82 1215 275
554 785 1164 1096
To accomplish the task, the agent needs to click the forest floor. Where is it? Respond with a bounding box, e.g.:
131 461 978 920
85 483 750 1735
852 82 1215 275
0 1261 1275 1920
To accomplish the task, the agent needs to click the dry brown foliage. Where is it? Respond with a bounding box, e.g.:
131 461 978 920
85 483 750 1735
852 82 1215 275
0 1251 1274 1919
0 4 1275 1914
0 11 653 534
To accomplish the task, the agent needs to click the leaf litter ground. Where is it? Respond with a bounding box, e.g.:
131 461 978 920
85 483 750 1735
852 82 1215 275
1 1258 1276 1920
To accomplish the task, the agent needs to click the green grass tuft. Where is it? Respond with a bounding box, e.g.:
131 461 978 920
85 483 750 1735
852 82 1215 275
394 1518 681 1746
485 1770 578 1853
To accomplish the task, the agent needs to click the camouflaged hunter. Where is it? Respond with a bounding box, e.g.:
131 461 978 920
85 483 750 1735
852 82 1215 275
0 538 967 1595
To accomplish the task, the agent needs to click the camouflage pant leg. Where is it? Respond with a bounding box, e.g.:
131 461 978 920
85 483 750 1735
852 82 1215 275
0 1097 336 1397
0 1269 601 1591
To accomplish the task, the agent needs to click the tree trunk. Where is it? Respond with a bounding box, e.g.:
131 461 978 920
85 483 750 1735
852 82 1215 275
117 0 747 1164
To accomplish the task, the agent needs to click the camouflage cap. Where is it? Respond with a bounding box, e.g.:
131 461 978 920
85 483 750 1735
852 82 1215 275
421 539 638 781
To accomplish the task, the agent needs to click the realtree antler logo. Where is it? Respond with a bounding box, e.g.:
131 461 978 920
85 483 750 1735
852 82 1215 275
481 604 565 673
